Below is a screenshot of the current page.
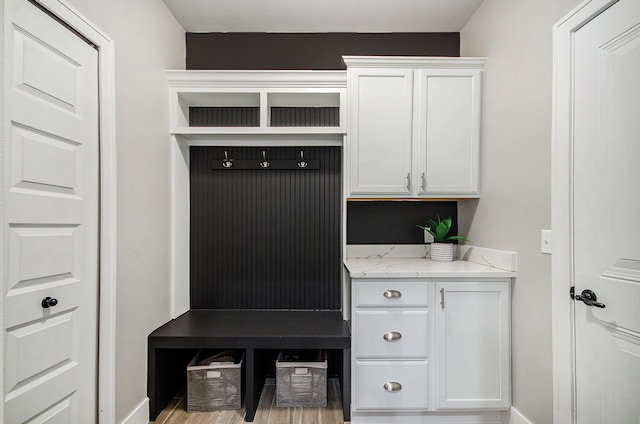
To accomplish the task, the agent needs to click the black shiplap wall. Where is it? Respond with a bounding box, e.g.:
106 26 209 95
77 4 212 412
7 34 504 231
190 107 259 127
190 146 341 310
347 201 458 244
270 107 339 127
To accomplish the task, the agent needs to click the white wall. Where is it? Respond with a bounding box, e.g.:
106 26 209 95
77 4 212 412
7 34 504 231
459 1 580 423
53 0 185 421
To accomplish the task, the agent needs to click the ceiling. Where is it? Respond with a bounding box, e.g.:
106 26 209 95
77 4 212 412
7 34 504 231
162 0 485 33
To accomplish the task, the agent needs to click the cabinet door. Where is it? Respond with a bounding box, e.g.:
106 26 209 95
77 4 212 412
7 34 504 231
435 281 511 410
417 69 482 195
348 68 413 195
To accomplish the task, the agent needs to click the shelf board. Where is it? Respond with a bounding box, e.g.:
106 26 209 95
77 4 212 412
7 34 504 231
347 197 479 201
172 126 345 135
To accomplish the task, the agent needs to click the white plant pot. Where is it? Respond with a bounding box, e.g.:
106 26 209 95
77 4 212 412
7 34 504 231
430 243 454 262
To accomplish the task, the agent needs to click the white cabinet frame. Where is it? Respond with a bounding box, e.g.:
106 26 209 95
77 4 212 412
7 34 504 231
167 71 347 317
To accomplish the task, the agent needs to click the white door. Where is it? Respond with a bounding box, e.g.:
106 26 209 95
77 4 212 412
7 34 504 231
573 0 640 422
3 0 100 422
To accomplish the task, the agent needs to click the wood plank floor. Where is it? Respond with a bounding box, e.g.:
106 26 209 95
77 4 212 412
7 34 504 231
152 378 350 424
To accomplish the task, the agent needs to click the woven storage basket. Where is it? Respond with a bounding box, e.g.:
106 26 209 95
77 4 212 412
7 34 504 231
276 350 327 407
187 350 244 412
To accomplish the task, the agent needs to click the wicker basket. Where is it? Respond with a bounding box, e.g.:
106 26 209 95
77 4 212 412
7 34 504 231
187 350 244 412
276 350 327 407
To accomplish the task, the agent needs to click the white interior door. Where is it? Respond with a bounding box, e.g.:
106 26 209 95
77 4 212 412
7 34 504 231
3 0 100 422
573 0 640 422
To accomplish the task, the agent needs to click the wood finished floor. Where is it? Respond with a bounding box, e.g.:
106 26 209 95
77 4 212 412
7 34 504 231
152 378 350 424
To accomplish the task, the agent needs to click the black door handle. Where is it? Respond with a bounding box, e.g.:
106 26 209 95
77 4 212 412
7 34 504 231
571 288 605 309
41 296 58 308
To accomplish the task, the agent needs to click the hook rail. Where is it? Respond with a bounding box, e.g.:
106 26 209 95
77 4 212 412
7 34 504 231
212 149 320 170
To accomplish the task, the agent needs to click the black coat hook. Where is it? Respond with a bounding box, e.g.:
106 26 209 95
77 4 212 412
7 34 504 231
222 151 233 168
298 150 308 168
260 151 270 168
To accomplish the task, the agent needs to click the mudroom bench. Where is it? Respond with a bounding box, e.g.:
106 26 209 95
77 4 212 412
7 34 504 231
147 309 351 422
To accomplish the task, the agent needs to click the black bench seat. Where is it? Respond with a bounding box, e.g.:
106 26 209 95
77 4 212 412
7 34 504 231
148 310 351 422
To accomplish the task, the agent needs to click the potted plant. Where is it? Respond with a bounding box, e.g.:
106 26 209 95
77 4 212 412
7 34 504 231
417 216 470 262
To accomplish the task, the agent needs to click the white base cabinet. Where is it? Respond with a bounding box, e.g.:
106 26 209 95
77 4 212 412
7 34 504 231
351 278 511 417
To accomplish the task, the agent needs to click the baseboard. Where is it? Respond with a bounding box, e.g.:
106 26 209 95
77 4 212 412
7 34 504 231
351 411 503 423
502 407 533 424
120 397 149 424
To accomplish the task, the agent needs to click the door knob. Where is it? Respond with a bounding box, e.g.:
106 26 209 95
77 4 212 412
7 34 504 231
41 297 58 308
571 288 605 309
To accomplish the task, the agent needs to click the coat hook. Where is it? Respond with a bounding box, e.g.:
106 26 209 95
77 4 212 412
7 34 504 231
260 150 270 168
222 151 233 168
298 150 308 168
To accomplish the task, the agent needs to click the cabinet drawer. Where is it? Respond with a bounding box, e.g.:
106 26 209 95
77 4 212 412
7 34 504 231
356 281 429 307
355 311 428 358
355 361 429 410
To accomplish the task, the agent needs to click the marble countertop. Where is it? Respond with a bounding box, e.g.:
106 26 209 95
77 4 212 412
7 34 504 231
344 245 517 279
344 258 516 278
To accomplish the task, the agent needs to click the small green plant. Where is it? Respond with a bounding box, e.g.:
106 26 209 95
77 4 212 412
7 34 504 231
417 216 470 243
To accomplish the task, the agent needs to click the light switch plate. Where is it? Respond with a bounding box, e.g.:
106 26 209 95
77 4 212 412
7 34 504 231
541 230 552 254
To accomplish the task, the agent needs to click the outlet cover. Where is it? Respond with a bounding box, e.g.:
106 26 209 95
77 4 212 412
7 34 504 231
541 230 552 254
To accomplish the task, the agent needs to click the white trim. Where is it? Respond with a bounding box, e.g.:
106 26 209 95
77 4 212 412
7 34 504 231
21 1 118 422
351 411 503 424
119 398 149 424
502 407 533 424
166 69 347 87
342 56 487 69
551 1 618 424
0 4 5 421
170 136 190 318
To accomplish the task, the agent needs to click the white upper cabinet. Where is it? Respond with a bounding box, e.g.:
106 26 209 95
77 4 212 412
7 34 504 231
344 57 485 198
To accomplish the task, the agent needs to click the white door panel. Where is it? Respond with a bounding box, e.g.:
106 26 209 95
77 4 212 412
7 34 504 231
573 0 640 421
10 125 83 199
3 0 100 422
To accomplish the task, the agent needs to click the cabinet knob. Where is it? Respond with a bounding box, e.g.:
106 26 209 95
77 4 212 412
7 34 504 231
383 382 402 392
383 290 402 299
383 331 402 341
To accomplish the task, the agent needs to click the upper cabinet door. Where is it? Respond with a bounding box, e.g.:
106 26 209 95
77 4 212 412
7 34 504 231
417 69 482 195
348 68 414 195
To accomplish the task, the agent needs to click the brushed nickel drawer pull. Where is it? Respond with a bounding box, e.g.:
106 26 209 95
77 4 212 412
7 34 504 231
383 290 402 299
383 331 402 341
383 382 402 392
